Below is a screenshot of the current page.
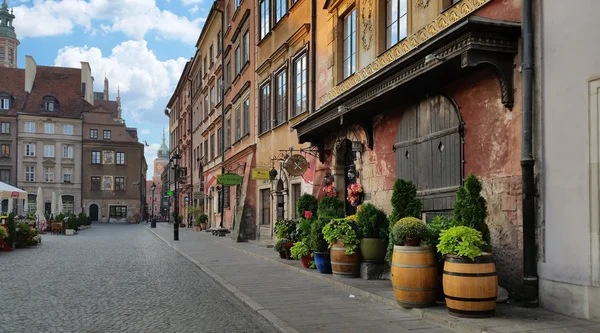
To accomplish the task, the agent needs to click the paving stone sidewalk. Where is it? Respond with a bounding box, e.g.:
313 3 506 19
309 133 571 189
149 224 600 333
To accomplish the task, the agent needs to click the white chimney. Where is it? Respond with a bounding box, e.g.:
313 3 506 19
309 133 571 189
25 56 37 93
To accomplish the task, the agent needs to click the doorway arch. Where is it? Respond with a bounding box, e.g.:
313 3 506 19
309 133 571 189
276 179 285 220
89 204 99 222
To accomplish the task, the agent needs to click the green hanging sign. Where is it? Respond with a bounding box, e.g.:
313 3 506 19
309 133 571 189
217 173 243 186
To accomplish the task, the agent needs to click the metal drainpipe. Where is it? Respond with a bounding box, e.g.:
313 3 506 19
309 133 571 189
521 0 538 308
310 0 316 115
188 77 193 227
213 4 226 228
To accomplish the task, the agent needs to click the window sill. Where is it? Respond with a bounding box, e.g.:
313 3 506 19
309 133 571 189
232 133 249 146
289 110 308 123
257 31 272 47
289 0 305 12
272 13 290 31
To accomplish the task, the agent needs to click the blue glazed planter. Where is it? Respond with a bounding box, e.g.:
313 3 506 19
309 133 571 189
314 252 332 274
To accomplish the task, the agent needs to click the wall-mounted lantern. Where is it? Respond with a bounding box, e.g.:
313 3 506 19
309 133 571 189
324 173 334 185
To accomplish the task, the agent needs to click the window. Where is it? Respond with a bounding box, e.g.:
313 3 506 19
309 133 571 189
63 124 73 135
115 177 126 191
343 9 357 80
43 144 55 158
223 185 231 209
243 31 250 64
109 205 127 217
90 129 98 139
44 101 55 111
210 134 215 160
274 0 287 23
63 168 72 183
225 61 231 88
292 183 302 218
62 196 74 214
386 0 408 49
44 123 54 134
91 151 101 164
116 152 125 165
8 48 13 64
25 122 35 133
235 45 241 75
204 57 207 76
217 77 222 103
243 98 250 135
234 0 240 11
25 166 34 182
0 122 8 134
0 170 9 183
103 130 111 140
63 145 73 159
0 99 8 110
210 87 215 110
91 176 101 190
204 95 209 118
260 0 270 40
0 144 9 157
0 47 3 62
217 31 222 52
25 143 35 157
210 44 214 65
275 69 287 125
259 82 271 133
260 189 270 225
225 117 231 147
217 127 222 156
44 167 54 182
204 140 209 161
235 106 241 141
293 53 309 116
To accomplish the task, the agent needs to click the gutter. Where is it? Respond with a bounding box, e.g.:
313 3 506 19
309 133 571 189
310 0 316 116
213 2 226 228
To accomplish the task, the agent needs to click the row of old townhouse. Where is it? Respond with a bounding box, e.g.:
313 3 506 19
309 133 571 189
163 0 600 321
0 3 147 222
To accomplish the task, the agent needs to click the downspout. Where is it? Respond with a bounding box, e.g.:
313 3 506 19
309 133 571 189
188 77 193 225
521 0 538 308
310 0 316 115
214 3 226 228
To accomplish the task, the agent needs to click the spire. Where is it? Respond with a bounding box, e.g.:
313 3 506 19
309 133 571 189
162 125 166 144
0 0 18 68
103 75 109 100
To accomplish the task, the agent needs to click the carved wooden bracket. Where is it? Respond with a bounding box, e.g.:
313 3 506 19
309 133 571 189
461 49 515 110
357 117 374 150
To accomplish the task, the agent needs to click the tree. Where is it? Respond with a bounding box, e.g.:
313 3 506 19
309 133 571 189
453 173 491 247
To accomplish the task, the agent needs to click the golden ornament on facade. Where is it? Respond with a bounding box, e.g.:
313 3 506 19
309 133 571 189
361 0 373 51
417 0 430 9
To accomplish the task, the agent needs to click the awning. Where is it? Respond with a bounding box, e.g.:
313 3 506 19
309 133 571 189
0 182 28 200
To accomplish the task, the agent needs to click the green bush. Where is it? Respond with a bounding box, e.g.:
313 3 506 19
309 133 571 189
198 214 208 223
15 221 32 248
297 194 318 218
274 238 292 252
387 180 422 262
290 241 311 259
66 215 78 230
307 218 329 253
437 226 487 260
0 225 7 239
425 215 456 246
322 218 360 255
275 219 297 240
5 213 16 248
453 174 491 248
317 196 345 222
391 217 427 246
356 203 388 239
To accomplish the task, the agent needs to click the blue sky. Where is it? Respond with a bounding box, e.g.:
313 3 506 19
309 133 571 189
9 0 211 179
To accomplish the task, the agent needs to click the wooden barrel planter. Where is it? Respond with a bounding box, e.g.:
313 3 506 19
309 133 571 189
443 253 498 318
330 240 360 277
391 245 437 308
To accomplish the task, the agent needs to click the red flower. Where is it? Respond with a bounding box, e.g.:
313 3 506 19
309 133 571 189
304 211 313 219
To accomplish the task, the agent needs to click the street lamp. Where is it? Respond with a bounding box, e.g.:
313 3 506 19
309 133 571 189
150 183 156 228
171 153 181 241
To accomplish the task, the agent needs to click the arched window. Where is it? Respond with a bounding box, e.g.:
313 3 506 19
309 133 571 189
62 195 74 214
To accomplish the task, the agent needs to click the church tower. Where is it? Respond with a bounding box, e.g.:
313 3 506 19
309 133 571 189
103 75 109 100
0 0 19 68
153 127 170 183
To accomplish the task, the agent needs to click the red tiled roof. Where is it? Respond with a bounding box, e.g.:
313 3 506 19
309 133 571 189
93 99 119 118
0 67 26 116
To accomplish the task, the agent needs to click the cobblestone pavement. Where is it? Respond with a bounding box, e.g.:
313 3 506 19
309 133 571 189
0 224 279 333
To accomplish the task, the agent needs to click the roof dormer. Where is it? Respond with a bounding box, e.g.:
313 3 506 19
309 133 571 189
42 96 59 112
0 92 14 111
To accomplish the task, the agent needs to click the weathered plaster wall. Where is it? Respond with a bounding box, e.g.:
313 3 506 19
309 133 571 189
474 0 521 22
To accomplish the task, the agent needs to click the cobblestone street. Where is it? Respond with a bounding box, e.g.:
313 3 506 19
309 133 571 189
0 224 278 333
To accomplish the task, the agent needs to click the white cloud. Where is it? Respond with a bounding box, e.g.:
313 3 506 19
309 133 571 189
141 129 151 135
54 40 188 122
181 0 204 5
189 5 199 15
12 0 205 44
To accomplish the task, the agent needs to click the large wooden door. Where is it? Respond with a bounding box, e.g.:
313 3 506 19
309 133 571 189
394 95 462 217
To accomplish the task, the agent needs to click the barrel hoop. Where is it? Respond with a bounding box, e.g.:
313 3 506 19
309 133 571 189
397 301 436 308
445 256 494 264
392 263 436 268
394 246 434 252
443 270 497 277
444 295 497 302
333 271 358 275
447 307 496 317
393 285 436 292
331 261 359 266
331 247 351 251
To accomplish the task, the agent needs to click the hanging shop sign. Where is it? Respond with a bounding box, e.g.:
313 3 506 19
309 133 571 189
284 154 308 177
217 173 244 186
251 168 270 180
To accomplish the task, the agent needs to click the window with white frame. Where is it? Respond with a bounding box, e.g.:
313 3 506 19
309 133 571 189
63 124 74 135
235 45 241 75
274 0 287 23
44 101 55 111
63 167 72 183
25 143 35 157
225 117 231 147
0 170 9 183
44 123 54 134
386 0 408 49
0 98 9 110
235 106 241 141
1 144 9 157
217 77 222 103
25 166 34 182
260 0 270 40
243 97 250 135
234 0 240 11
1 122 9 134
342 9 357 80
25 122 35 133
63 145 73 159
210 87 215 110
115 177 126 191
259 82 271 133
91 151 101 164
275 69 287 126
90 129 98 139
43 144 55 158
293 52 308 116
103 130 111 140
243 30 250 64
44 167 54 182
116 152 125 165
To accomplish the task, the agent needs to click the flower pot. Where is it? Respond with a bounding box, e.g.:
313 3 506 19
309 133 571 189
330 239 360 278
300 254 312 268
360 238 387 263
443 253 497 318
391 245 437 308
193 226 202 231
284 248 292 260
65 229 75 236
313 252 332 274
278 251 286 259
403 238 421 246
200 223 208 230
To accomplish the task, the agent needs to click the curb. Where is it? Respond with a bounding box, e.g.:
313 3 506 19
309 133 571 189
147 227 300 333
226 244 482 333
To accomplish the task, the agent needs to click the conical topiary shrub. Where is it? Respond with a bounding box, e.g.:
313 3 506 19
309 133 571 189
387 179 422 263
453 173 491 249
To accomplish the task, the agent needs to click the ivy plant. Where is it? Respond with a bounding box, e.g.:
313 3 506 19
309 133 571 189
322 218 360 255
436 226 487 260
290 241 311 259
274 238 292 253
356 203 388 239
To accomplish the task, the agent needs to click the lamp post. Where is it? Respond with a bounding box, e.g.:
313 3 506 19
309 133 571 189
150 183 156 228
171 153 181 241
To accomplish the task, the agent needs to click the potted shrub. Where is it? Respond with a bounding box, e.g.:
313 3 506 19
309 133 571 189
65 215 78 236
307 218 331 273
15 221 33 248
296 194 318 218
290 241 312 268
274 238 293 259
390 217 437 308
197 214 208 230
323 217 361 277
0 224 9 251
438 226 497 318
356 203 388 262
387 179 422 263
193 219 202 231
426 215 457 301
